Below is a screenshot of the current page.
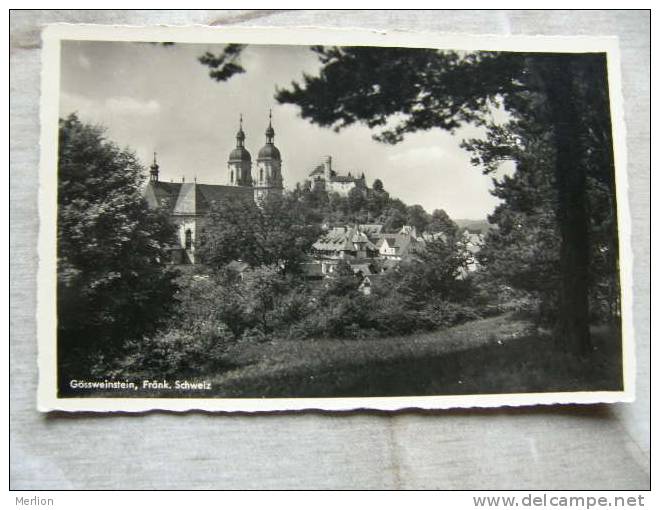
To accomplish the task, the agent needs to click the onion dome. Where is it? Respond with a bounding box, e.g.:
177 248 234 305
257 109 281 161
229 146 252 162
257 143 280 160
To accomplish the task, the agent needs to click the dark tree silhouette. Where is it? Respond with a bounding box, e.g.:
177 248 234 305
57 114 179 379
276 47 618 355
198 44 247 82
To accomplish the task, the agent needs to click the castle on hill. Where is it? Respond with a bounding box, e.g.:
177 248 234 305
308 155 366 196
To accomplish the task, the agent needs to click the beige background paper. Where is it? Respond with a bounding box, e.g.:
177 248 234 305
11 10 649 489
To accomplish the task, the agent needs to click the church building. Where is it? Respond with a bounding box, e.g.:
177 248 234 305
144 113 283 264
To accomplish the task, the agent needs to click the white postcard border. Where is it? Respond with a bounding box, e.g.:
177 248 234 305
37 24 635 412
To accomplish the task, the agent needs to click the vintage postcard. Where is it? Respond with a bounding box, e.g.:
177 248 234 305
37 24 634 412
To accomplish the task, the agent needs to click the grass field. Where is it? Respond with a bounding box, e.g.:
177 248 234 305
91 313 622 399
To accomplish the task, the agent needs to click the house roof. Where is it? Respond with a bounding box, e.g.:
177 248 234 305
374 231 426 257
313 226 377 253
462 232 484 253
359 224 383 237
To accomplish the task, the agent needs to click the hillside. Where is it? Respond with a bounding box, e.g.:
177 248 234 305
454 218 493 234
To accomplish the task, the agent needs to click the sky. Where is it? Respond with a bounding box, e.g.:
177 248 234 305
60 40 512 220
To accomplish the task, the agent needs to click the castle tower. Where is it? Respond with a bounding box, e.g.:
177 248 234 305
254 110 283 205
149 152 159 182
323 155 332 181
227 114 253 187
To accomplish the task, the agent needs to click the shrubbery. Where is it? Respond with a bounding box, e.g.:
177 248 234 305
110 324 235 379
115 234 484 377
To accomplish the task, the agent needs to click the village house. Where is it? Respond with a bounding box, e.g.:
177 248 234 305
311 225 379 275
372 226 427 261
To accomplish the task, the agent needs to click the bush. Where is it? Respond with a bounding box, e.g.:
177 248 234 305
110 322 237 379
417 301 482 329
239 327 270 344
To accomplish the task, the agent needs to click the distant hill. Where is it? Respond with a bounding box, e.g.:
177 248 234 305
453 218 494 234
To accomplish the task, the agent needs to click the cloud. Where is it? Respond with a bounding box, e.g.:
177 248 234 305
105 96 161 116
60 92 161 118
387 146 447 164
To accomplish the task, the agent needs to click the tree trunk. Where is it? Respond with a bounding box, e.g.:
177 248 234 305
542 55 592 356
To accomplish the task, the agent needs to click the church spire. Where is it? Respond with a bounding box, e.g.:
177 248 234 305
149 151 159 182
265 108 275 144
236 113 246 147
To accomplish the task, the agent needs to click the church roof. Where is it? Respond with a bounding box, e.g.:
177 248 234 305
145 181 253 216
144 181 182 213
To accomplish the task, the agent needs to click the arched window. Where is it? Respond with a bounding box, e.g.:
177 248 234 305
230 170 234 183
260 168 263 182
185 229 192 250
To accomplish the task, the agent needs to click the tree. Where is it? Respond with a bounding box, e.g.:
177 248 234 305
380 207 406 233
406 204 430 234
198 44 247 82
237 265 291 335
396 237 472 306
57 114 179 376
276 47 618 355
463 57 620 326
427 209 459 238
197 193 322 275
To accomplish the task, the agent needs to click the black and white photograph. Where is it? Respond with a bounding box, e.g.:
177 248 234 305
37 25 633 412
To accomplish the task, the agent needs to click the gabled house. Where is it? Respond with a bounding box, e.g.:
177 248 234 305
312 225 380 276
373 226 426 261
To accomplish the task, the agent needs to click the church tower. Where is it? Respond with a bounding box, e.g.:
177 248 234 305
254 110 283 205
149 152 159 182
227 114 252 187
